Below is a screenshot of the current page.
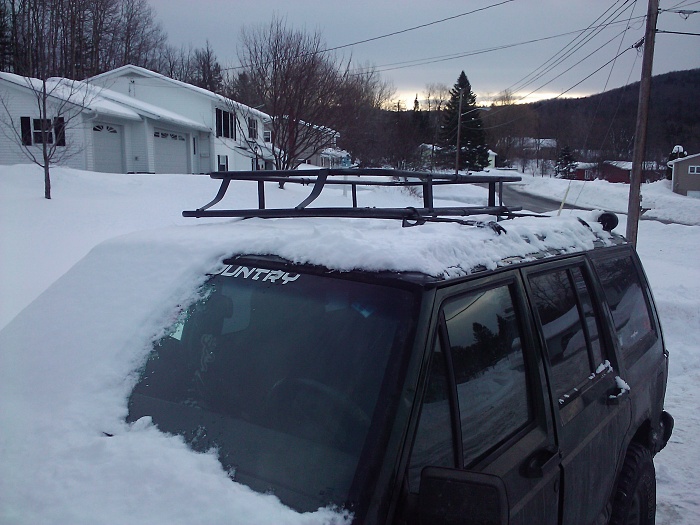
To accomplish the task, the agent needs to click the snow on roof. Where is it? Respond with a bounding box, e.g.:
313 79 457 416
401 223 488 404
668 152 700 164
90 65 272 123
0 72 142 121
94 85 211 132
1 71 216 131
605 160 659 171
575 162 598 170
606 161 633 170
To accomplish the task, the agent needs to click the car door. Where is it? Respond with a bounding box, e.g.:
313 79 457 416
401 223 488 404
524 258 632 525
403 271 560 525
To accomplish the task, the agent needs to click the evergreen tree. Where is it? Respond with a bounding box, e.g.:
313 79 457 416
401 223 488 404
439 71 489 171
555 145 577 179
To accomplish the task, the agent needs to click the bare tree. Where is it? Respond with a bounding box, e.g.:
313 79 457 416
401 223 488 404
1 76 96 198
158 43 197 82
483 89 538 168
332 63 393 164
4 0 167 79
192 40 223 93
236 16 354 170
422 82 450 169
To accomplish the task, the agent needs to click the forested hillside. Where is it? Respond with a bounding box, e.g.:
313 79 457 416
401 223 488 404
529 68 700 162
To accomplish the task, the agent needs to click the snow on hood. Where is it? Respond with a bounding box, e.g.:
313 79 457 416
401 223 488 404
0 208 613 524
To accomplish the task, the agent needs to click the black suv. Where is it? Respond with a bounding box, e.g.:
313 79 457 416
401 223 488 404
128 170 672 525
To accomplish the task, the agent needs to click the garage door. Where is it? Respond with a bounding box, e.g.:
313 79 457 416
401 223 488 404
93 123 124 173
154 129 188 174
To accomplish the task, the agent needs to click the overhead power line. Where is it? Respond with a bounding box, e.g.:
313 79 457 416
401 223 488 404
505 0 638 96
321 0 517 54
656 29 700 35
223 0 516 72
358 16 646 75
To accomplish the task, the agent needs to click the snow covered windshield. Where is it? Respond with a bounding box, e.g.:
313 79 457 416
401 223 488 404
127 263 417 513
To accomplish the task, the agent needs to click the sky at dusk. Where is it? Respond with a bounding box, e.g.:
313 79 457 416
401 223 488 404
146 0 700 106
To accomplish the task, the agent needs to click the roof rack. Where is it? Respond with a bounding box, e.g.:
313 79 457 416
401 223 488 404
182 168 523 226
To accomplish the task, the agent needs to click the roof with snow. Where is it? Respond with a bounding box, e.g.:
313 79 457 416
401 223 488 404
604 160 659 171
89 65 272 123
668 152 700 165
0 71 212 132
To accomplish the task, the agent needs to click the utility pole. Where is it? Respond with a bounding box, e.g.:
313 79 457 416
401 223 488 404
626 0 659 245
455 88 464 174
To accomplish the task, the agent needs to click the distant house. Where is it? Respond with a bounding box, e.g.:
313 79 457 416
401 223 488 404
521 137 557 160
600 161 661 184
0 72 206 174
313 147 352 168
669 152 700 198
573 162 599 180
88 65 273 173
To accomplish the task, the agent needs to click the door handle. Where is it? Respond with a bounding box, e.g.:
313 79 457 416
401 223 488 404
522 447 561 478
607 387 630 405
607 377 631 405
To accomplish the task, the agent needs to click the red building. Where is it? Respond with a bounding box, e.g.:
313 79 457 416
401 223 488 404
600 161 661 183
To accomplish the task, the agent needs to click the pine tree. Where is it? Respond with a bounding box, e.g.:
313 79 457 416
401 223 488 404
438 71 489 172
555 145 577 179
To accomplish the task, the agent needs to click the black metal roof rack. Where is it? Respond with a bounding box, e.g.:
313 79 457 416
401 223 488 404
182 168 523 226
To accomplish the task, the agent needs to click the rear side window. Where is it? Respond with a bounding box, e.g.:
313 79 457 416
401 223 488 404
592 254 657 367
530 269 592 403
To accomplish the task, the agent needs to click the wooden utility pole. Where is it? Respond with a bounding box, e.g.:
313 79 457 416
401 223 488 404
626 0 659 245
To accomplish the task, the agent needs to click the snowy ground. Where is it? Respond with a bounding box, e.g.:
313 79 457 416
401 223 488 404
1 164 698 523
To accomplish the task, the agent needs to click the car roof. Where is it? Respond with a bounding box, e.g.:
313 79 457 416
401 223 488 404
176 168 625 281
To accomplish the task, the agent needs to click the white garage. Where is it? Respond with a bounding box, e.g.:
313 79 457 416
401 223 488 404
92 123 124 173
154 129 189 174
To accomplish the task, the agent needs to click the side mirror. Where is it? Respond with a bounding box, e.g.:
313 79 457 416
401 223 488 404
418 467 508 525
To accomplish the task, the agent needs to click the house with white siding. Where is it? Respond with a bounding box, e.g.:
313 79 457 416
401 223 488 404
0 66 273 175
88 65 273 174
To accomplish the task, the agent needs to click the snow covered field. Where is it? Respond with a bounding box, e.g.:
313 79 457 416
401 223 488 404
1 164 698 524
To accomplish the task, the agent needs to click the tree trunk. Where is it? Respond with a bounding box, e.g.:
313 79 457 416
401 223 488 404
42 79 51 199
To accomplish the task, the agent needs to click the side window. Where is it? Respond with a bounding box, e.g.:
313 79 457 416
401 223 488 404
529 266 609 415
592 254 657 367
248 117 258 139
571 267 603 366
407 338 453 492
444 285 532 468
530 269 589 403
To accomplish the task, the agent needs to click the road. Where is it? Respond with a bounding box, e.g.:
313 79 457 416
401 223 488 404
499 184 588 214
498 184 678 225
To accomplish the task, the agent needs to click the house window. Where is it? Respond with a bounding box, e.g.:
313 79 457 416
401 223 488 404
263 130 271 143
690 166 700 175
33 118 53 144
217 154 228 172
20 116 66 146
248 117 258 140
216 108 235 139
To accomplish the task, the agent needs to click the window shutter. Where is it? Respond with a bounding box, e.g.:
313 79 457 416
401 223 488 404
20 117 32 145
54 117 66 146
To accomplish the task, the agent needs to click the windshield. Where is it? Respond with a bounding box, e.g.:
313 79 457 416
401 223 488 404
128 263 416 513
